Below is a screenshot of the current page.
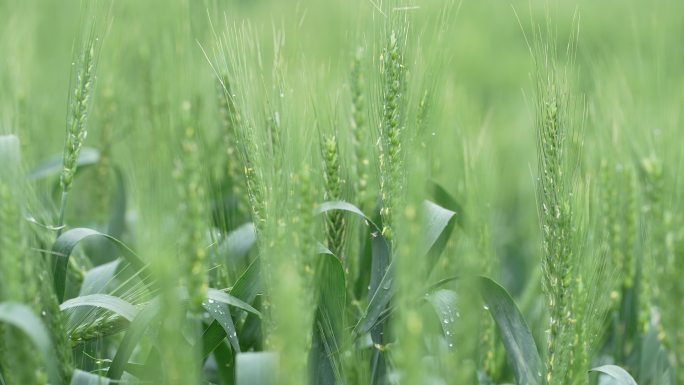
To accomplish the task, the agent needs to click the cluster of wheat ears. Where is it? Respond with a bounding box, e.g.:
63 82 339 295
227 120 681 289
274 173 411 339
1 1 682 385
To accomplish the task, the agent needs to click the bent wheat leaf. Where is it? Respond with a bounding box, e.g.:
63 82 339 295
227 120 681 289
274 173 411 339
202 300 240 353
422 200 457 264
28 147 100 180
207 288 261 317
354 264 394 337
425 289 459 349
106 300 159 380
60 294 139 321
52 228 149 302
309 253 346 385
590 365 638 385
316 201 380 232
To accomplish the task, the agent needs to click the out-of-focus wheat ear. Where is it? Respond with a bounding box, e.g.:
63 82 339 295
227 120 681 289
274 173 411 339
321 135 348 259
0 135 45 385
93 85 115 224
599 161 623 308
533 35 579 385
216 74 247 219
637 155 663 335
350 47 370 210
623 165 638 291
173 123 209 312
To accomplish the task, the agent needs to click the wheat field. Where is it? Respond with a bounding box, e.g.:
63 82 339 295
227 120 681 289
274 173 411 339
0 1 683 384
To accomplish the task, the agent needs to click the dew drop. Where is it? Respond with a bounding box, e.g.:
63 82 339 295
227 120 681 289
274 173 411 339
208 299 215 304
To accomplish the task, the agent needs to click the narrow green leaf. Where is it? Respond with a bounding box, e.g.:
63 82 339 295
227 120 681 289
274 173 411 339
106 300 159 380
317 242 334 255
236 352 277 385
590 365 638 385
201 321 230 359
639 328 672 385
425 289 459 349
70 369 111 385
28 147 100 180
79 260 120 296
213 340 235 385
0 302 61 385
354 261 394 337
316 201 380 232
422 200 456 261
60 294 139 321
207 288 261 317
430 182 464 227
309 254 346 385
230 258 261 304
478 277 542 385
216 222 257 258
202 300 240 353
52 228 149 303
368 233 391 345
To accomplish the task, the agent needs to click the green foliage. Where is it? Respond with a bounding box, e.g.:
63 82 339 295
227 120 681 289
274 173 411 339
0 1 682 385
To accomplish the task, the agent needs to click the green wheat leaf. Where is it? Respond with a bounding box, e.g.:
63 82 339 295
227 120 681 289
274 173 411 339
60 294 139 321
479 277 543 385
590 365 638 385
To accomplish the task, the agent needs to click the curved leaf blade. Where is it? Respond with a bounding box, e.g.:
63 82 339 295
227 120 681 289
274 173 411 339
60 294 139 321
207 288 261 317
28 147 100 180
316 201 380 232
79 260 120 296
590 365 638 385
310 254 346 385
106 300 159 380
422 200 456 259
425 289 459 349
52 228 149 303
202 301 240 353
478 277 543 385
354 260 394 337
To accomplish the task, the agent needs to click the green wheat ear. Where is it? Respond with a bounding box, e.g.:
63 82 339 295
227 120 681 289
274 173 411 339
532 29 582 385
58 32 99 234
216 74 247 221
379 28 407 243
350 47 370 211
322 135 347 258
173 122 209 311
